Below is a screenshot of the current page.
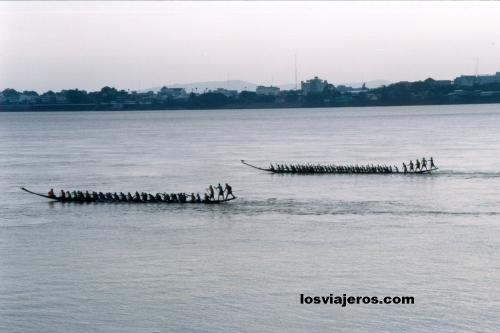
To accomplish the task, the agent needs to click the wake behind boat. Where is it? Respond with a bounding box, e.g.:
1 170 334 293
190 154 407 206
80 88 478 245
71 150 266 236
241 158 438 175
21 186 237 204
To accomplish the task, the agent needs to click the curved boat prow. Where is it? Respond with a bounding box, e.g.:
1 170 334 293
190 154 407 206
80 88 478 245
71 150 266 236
241 160 272 172
21 187 58 200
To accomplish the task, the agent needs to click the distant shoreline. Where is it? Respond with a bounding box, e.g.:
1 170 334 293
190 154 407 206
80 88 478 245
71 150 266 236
1 100 500 112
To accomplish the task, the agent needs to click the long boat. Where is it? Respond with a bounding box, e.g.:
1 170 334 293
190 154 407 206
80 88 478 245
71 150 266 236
241 160 438 174
21 187 237 204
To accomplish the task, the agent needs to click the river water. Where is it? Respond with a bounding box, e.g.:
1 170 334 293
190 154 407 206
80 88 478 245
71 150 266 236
1 105 499 332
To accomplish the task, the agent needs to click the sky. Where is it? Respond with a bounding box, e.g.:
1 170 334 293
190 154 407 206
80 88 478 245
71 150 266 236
1 1 500 92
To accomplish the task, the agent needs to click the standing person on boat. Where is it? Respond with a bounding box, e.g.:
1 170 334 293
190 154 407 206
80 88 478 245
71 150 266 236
216 183 224 200
224 183 235 199
207 185 215 200
409 160 414 172
416 159 421 171
430 157 436 169
48 188 55 198
421 157 428 170
402 162 408 173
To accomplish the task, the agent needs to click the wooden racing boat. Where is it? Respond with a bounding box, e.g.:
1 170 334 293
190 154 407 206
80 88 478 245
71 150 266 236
241 160 438 174
21 187 237 204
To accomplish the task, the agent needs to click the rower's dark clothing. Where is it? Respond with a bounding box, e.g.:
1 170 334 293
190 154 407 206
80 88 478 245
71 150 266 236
217 184 224 199
224 184 235 199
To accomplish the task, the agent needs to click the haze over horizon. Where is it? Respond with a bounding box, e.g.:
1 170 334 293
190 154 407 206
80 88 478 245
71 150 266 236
1 1 500 92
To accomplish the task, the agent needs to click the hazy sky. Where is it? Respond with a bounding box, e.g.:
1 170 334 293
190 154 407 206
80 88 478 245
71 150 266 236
1 1 500 92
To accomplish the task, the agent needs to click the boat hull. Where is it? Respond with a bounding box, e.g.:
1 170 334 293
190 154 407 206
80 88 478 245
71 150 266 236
21 187 237 204
241 160 438 174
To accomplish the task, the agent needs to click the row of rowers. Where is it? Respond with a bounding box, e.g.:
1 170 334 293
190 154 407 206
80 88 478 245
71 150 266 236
269 157 436 173
47 183 235 202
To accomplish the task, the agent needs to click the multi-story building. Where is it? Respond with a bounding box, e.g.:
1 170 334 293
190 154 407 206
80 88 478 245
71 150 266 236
301 76 328 94
256 85 280 96
453 76 476 86
477 72 500 85
454 72 500 86
158 86 188 99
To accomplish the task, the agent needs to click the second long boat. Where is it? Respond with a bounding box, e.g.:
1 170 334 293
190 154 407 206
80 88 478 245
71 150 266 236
241 159 438 174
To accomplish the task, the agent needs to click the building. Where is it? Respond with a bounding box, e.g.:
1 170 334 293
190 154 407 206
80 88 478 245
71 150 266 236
256 85 280 96
213 88 238 98
454 72 500 86
301 76 328 94
428 80 452 87
18 92 39 104
158 86 188 99
454 75 477 86
476 72 500 85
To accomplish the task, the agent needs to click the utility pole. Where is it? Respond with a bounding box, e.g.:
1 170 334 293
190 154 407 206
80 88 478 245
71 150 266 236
294 53 298 90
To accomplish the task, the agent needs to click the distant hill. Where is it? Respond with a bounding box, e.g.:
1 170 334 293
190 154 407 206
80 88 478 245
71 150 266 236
143 79 391 93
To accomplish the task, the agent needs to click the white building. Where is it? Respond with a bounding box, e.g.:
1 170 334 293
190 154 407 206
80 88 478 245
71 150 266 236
158 86 188 99
454 72 500 86
477 72 500 85
301 76 328 94
256 85 280 96
18 93 39 104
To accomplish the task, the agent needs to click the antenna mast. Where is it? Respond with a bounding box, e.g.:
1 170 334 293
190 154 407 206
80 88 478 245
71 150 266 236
294 54 298 90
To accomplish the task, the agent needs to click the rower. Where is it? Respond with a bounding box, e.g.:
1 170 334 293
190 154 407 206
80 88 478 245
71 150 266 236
224 183 235 199
207 185 215 200
409 160 414 172
402 162 407 173
430 157 436 169
190 193 196 202
216 183 224 200
421 157 427 170
60 190 66 198
196 193 202 203
416 159 421 171
48 188 55 198
204 193 210 202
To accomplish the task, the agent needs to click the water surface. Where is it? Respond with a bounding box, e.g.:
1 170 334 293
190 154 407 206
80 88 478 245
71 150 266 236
1 105 500 332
